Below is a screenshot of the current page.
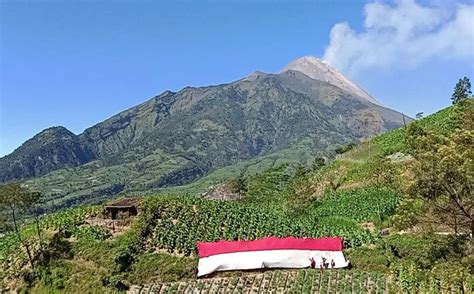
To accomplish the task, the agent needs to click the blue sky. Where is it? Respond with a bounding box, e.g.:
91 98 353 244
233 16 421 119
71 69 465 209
1 0 473 157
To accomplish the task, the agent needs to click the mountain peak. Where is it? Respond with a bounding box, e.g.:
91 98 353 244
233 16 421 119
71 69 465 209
244 71 267 81
281 56 379 105
31 126 77 142
290 55 326 64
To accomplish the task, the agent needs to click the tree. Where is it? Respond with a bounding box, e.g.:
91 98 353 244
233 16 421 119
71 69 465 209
311 156 326 172
234 171 248 197
405 122 427 153
410 127 473 238
0 183 41 269
367 155 398 187
451 77 471 104
294 163 307 179
32 198 45 253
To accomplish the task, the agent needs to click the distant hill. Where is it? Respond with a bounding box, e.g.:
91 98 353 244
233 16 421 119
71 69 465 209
0 127 96 181
1 57 409 211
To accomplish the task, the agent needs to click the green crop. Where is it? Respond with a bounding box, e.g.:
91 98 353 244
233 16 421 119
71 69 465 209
143 194 379 256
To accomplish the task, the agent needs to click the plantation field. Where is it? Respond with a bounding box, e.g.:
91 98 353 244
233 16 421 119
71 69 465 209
130 267 473 294
0 206 103 280
144 188 399 256
130 270 389 294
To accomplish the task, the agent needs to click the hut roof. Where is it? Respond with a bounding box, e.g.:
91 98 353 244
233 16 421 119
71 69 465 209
105 198 138 209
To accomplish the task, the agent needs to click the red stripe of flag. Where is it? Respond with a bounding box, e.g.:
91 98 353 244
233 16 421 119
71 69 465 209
197 236 343 257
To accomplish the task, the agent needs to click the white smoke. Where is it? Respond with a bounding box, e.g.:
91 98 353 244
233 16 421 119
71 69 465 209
323 0 474 76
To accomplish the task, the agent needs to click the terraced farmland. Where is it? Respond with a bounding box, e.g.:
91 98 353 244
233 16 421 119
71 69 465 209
129 269 389 294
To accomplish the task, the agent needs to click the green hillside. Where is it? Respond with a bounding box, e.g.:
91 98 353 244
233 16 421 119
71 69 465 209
1 100 472 293
2 70 409 216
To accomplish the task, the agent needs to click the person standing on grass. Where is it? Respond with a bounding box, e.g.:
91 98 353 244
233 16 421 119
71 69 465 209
331 259 335 268
309 257 316 269
321 257 327 271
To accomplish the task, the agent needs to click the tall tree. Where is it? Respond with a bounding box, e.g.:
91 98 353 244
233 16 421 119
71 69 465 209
451 77 472 104
0 183 41 269
409 121 473 237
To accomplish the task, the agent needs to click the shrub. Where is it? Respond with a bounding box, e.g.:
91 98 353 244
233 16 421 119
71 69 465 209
114 248 135 272
335 142 357 154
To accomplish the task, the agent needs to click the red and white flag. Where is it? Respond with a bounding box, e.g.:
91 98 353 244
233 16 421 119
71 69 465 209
197 236 349 277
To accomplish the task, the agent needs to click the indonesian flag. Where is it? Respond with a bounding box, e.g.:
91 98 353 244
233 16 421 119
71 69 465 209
197 236 349 277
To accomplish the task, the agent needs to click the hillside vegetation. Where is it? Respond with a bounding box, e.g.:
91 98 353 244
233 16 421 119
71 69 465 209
1 70 408 216
1 100 472 293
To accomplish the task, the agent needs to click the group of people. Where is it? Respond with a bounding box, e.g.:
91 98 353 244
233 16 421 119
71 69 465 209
309 257 335 270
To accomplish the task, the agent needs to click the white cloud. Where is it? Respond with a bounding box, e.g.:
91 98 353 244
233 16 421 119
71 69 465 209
323 0 474 76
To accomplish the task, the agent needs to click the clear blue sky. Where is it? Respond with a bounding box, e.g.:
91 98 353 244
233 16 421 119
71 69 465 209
1 0 473 156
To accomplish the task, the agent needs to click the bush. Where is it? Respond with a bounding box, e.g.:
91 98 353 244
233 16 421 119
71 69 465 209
335 142 357 154
384 234 469 269
35 263 68 290
391 198 425 231
346 246 390 272
114 248 135 272
392 260 473 293
102 274 128 291
74 226 111 241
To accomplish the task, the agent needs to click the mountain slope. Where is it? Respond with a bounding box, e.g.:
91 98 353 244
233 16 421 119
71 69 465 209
80 70 403 164
0 127 95 182
21 71 408 212
282 56 379 104
1 57 409 212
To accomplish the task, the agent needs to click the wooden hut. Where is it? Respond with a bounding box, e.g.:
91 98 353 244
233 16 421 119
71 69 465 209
104 198 138 220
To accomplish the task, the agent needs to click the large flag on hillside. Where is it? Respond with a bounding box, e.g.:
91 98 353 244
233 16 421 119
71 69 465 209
197 237 349 277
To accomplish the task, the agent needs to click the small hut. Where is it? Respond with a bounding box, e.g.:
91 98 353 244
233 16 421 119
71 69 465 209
104 198 138 220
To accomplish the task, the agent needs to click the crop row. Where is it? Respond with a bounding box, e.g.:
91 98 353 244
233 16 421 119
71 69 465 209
131 269 387 294
313 187 399 222
145 192 386 256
